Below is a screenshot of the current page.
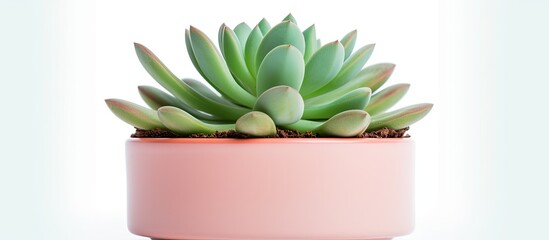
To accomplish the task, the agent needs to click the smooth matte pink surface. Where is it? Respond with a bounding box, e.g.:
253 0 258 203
126 138 415 240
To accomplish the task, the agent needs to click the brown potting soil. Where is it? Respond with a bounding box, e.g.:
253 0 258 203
131 127 410 138
358 127 410 138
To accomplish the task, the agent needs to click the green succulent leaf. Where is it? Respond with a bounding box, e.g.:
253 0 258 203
361 63 396 92
282 119 322 132
105 98 164 130
254 86 304 125
300 40 345 96
314 110 371 137
330 43 376 85
283 13 297 24
284 110 371 137
189 26 256 107
157 106 234 135
138 85 221 121
302 24 317 63
221 25 256 94
316 39 321 51
303 87 371 120
218 24 225 56
305 63 395 105
185 29 208 81
341 30 357 60
234 22 252 50
365 83 410 116
244 25 263 78
367 103 433 131
134 43 249 120
180 78 235 105
256 45 305 95
307 44 375 98
138 85 180 110
255 21 305 72
258 18 271 35
235 111 277 137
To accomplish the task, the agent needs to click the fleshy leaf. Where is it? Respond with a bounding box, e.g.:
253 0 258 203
328 43 376 86
138 85 221 121
316 39 321 51
244 25 263 78
365 83 410 116
283 13 297 24
314 110 371 137
138 85 180 110
105 99 164 130
258 18 271 35
221 25 256 94
235 111 277 137
305 63 395 105
303 87 371 120
283 119 322 132
218 24 225 56
307 44 375 97
254 86 304 125
134 43 249 120
283 110 371 137
256 45 304 95
302 24 317 63
341 30 357 60
234 22 252 50
255 21 305 72
286 110 371 137
367 103 433 131
157 106 234 135
300 40 344 96
180 78 235 105
189 26 256 107
185 30 208 81
362 63 396 92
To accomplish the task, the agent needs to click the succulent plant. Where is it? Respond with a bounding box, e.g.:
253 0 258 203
105 14 433 137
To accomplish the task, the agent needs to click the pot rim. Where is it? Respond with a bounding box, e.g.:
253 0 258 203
127 137 414 144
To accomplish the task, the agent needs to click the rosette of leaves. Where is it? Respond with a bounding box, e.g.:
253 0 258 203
105 14 433 137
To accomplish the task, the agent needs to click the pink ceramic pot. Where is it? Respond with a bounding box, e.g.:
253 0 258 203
126 138 414 240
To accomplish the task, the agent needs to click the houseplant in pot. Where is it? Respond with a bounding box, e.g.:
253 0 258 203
106 14 433 240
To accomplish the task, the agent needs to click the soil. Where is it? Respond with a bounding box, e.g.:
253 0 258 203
131 127 410 138
359 127 410 138
131 128 179 138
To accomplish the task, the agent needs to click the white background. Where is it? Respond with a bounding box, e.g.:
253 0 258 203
1 0 548 239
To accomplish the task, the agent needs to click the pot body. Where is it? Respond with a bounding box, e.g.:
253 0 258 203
126 138 414 240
